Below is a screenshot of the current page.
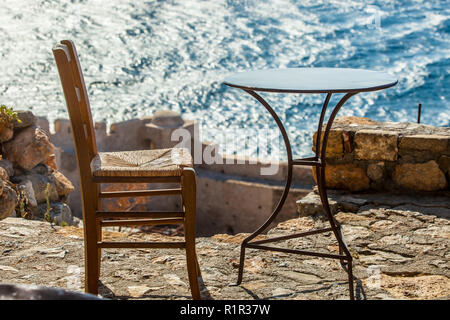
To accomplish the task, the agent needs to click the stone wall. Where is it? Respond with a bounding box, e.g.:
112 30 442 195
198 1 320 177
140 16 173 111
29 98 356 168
37 111 314 236
13 113 449 234
313 117 449 192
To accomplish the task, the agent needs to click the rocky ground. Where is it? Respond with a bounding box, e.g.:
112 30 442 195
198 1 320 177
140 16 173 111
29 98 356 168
0 199 449 300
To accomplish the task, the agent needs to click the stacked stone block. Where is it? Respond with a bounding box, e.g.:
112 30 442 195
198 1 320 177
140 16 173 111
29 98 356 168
313 117 449 192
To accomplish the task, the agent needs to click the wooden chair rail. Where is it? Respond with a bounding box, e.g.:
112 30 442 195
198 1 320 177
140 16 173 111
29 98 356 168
92 176 182 184
96 211 185 219
97 241 186 249
99 188 182 198
100 218 184 227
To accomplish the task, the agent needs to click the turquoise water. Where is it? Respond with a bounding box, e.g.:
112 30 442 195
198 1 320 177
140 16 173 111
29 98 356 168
0 0 448 158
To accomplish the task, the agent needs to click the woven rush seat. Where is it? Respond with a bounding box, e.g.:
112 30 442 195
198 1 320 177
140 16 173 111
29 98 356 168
91 148 193 177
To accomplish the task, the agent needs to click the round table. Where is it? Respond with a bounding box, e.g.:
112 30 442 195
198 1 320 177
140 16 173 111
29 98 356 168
223 68 397 300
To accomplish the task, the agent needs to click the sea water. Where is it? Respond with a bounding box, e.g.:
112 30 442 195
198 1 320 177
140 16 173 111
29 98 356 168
0 0 448 159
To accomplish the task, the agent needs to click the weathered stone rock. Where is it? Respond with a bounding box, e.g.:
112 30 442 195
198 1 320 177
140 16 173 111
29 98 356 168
163 273 187 287
17 180 37 208
342 131 353 153
0 183 17 220
313 164 370 191
399 135 448 153
299 190 450 220
51 171 74 197
312 130 343 158
296 192 338 216
54 118 71 134
272 288 295 297
334 116 378 126
17 180 37 209
127 285 161 298
102 119 149 152
13 110 37 129
393 161 447 191
438 155 450 174
367 162 385 181
152 110 184 128
3 126 55 170
379 274 450 300
0 159 14 177
0 167 9 181
0 265 18 272
39 202 75 226
16 174 59 203
30 163 51 175
0 126 13 142
354 130 398 161
36 117 50 135
45 154 58 171
51 119 75 152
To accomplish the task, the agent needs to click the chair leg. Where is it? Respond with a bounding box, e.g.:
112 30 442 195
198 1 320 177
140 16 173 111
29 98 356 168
348 257 355 300
195 255 202 277
182 168 201 300
97 221 102 275
83 186 100 295
97 193 102 275
84 214 99 295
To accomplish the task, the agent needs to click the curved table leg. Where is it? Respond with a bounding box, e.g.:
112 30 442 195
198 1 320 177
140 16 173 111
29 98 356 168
233 89 294 285
232 90 358 300
316 92 358 300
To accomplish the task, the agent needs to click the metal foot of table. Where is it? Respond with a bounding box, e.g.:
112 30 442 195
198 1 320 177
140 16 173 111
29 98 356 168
223 68 397 300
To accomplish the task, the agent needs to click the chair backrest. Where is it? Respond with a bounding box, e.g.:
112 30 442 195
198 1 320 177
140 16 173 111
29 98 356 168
53 41 98 204
53 40 98 159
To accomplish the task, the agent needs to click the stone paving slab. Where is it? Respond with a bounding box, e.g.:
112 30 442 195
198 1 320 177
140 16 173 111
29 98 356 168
298 189 450 219
0 204 449 300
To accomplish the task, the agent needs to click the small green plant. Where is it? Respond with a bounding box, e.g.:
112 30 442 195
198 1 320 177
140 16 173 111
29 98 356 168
18 191 30 219
15 186 32 220
60 221 68 227
0 104 21 127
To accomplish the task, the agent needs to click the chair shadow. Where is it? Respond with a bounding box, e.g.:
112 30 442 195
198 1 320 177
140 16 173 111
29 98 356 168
241 280 365 300
240 286 261 300
197 274 214 300
97 274 214 300
237 262 367 300
98 259 365 300
98 281 115 299
339 261 366 300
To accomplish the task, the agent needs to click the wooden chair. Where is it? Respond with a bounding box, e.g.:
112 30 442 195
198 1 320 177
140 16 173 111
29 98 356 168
52 40 201 299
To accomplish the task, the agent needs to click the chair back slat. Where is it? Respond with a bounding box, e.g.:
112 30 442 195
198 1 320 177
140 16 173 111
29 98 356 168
60 40 98 158
55 40 98 160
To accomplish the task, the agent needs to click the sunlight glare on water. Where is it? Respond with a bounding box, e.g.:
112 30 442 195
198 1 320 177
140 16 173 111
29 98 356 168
0 0 448 158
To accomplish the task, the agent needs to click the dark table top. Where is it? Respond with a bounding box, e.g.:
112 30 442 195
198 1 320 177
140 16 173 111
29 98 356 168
224 68 397 93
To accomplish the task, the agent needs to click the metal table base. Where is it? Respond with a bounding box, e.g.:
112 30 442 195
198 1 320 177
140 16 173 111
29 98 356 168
232 90 357 300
